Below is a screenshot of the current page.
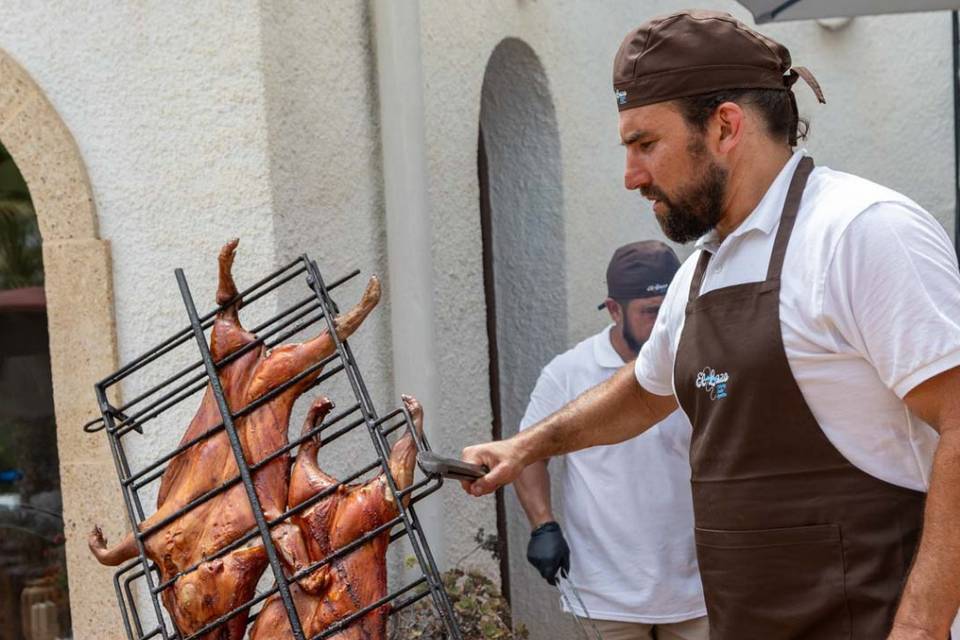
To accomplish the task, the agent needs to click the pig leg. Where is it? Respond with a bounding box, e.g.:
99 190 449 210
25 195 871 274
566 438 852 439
248 275 381 399
330 395 426 544
288 397 339 507
387 394 425 505
273 397 338 594
211 239 258 361
88 525 138 566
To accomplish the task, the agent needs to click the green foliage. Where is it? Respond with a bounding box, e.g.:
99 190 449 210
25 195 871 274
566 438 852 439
391 527 526 639
390 568 528 639
0 140 41 289
0 202 43 288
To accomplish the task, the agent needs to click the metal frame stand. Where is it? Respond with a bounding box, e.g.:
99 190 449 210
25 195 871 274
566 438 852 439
86 254 463 640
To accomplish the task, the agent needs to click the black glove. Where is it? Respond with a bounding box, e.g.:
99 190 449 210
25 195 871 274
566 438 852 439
526 521 570 585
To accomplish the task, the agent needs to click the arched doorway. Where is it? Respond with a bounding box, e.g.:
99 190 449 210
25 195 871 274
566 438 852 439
0 138 71 637
478 37 573 637
0 49 123 638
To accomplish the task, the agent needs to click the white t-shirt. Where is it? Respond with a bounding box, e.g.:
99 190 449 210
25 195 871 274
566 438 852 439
520 326 706 623
636 150 960 492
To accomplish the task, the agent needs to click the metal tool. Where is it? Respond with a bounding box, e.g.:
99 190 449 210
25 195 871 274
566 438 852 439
417 451 488 480
556 570 604 640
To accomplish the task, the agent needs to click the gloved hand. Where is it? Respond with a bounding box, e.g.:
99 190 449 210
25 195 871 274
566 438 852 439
526 521 570 585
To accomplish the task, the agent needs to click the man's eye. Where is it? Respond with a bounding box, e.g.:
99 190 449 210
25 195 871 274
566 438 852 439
639 140 656 151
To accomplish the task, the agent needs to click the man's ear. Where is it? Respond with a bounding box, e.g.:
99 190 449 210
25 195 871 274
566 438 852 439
712 101 745 155
604 298 622 324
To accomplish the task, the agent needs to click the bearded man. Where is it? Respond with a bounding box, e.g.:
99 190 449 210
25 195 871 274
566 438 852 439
461 10 960 640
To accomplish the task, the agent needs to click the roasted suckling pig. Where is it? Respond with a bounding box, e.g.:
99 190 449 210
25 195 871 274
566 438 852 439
88 239 381 639
249 394 425 640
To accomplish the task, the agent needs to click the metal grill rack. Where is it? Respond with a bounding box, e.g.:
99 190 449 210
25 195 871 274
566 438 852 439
84 253 462 640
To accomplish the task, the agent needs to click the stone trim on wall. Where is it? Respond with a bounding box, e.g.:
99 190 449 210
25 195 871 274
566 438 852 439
0 48 125 639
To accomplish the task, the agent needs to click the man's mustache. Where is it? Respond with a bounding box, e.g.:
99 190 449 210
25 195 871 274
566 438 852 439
641 186 669 201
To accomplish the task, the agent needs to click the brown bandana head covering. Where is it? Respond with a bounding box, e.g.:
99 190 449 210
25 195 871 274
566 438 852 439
612 10 825 145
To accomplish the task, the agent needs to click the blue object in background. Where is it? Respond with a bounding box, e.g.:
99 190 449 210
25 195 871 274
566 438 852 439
0 469 23 483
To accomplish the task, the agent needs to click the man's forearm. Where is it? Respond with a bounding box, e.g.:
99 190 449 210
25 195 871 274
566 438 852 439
513 364 676 467
514 460 554 528
891 429 960 639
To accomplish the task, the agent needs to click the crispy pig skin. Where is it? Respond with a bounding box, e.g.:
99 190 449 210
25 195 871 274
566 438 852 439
88 239 381 640
249 395 424 640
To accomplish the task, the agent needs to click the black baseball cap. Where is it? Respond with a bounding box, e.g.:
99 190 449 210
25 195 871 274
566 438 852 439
598 240 680 310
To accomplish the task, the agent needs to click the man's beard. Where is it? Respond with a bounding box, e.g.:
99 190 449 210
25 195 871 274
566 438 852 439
621 319 645 356
642 147 728 243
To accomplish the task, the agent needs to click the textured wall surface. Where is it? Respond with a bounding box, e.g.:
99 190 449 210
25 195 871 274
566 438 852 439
0 1 280 470
418 1 956 637
0 0 955 638
0 2 280 637
479 37 574 635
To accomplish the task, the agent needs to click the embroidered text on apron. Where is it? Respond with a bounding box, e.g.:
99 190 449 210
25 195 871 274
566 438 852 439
674 157 926 639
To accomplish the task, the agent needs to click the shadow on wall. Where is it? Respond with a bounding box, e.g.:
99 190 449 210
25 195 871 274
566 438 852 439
478 37 576 638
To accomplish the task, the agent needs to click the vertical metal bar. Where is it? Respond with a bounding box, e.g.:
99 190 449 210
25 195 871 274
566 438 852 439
96 384 172 640
304 258 462 639
115 432 147 522
174 268 307 640
113 563 136 640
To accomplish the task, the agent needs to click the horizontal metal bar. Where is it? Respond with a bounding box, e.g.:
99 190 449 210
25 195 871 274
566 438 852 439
115 294 325 418
114 378 207 439
121 351 343 474
138 474 242 541
113 305 334 439
102 258 309 388
174 549 427 640
152 456 382 594
178 582 278 640
311 577 428 640
389 584 433 616
131 400 361 494
286 514 405 586
101 265 360 392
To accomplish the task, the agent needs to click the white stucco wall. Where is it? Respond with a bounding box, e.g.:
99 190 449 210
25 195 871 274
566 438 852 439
418 1 956 637
0 1 955 638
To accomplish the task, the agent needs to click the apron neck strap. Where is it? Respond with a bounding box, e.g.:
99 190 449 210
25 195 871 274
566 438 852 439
689 250 711 301
766 156 815 281
687 156 815 300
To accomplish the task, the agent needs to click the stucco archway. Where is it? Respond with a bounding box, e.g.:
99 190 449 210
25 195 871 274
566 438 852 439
478 37 573 639
0 49 124 638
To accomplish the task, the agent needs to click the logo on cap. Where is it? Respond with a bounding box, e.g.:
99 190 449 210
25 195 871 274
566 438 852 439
615 89 627 106
646 283 668 293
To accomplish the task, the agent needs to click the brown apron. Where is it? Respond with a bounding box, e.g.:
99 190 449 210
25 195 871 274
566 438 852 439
674 157 927 639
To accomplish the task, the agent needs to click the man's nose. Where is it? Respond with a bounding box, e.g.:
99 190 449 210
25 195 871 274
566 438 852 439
624 157 652 191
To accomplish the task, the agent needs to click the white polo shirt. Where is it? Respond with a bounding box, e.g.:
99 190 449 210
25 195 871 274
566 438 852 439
636 150 960 491
520 325 705 623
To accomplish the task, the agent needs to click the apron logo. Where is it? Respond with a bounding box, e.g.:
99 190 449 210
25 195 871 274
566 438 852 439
695 367 729 400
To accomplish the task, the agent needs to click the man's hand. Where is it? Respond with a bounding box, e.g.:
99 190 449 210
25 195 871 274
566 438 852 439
460 438 527 496
459 365 676 498
526 521 570 585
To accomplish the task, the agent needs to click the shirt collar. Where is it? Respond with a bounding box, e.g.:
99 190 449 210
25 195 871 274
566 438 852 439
695 149 808 254
594 324 627 369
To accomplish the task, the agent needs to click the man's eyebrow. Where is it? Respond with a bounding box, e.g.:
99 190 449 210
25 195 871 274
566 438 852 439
620 129 651 146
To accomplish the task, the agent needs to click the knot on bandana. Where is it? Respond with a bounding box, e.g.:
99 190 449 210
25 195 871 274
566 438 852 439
785 66 826 146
